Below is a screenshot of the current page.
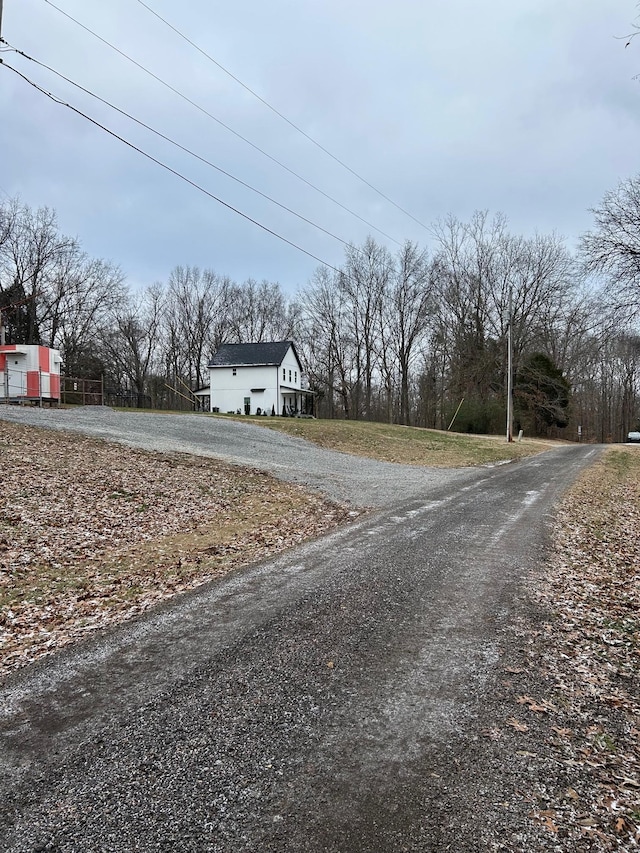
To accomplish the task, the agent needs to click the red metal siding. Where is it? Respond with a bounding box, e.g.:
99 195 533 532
26 370 40 398
39 346 50 373
49 373 60 399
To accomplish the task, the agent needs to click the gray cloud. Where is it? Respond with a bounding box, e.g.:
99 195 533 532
1 0 638 293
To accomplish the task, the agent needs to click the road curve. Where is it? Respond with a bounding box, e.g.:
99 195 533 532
0 407 478 507
0 415 601 852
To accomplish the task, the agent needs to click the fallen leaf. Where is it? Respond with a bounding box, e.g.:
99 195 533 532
506 718 529 732
614 817 627 834
529 810 558 834
517 695 556 713
481 728 503 740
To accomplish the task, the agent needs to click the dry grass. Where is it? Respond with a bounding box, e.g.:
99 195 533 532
222 415 560 467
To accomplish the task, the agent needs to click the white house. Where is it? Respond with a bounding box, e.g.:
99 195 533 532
200 341 315 416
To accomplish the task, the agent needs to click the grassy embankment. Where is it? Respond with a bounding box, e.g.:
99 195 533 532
217 413 559 467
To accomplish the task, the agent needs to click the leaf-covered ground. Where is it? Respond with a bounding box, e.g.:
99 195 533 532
0 421 352 676
491 447 640 851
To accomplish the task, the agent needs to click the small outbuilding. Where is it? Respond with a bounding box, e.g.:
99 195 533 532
206 341 314 416
0 344 62 404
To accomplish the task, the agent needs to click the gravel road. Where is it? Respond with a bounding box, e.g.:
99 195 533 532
0 407 602 851
0 407 474 507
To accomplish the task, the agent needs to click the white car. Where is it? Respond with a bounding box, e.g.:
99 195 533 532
627 431 640 443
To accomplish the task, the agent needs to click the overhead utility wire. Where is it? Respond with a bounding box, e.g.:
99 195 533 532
1 61 344 275
40 0 401 247
4 44 352 250
134 0 431 233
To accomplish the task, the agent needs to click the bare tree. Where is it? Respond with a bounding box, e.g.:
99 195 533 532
227 279 295 343
580 175 640 315
165 266 230 390
0 196 18 254
621 3 640 50
431 212 504 412
42 252 127 375
101 285 164 408
379 242 434 425
0 200 74 344
614 333 640 435
341 237 393 420
0 197 129 369
430 212 584 433
299 267 354 419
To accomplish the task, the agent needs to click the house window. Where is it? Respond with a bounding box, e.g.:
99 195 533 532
282 368 286 380
232 368 237 376
289 370 292 382
295 371 297 383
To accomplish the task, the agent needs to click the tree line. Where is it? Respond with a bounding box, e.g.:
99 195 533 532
1 181 639 441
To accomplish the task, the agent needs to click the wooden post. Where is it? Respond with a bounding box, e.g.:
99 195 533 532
447 397 465 431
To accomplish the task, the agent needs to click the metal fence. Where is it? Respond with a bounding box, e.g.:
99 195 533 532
1 365 59 405
3 370 183 410
60 376 104 406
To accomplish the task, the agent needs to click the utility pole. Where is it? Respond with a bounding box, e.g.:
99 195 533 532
0 0 4 53
506 288 513 443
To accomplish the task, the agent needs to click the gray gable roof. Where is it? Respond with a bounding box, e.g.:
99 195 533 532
208 341 300 368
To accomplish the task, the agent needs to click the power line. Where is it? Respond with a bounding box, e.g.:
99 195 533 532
39 0 402 247
3 43 354 251
2 61 345 276
133 0 431 233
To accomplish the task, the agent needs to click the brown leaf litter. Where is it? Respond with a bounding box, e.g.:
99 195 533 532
0 420 353 677
497 447 640 851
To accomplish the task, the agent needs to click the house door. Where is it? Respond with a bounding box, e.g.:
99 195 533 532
244 396 251 415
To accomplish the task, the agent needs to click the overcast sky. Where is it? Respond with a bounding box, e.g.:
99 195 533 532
1 0 639 293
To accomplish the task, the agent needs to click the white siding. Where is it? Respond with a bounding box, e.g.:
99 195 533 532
209 365 280 414
208 345 304 414
280 345 301 388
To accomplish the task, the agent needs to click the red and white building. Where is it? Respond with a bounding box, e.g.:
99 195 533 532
0 344 62 404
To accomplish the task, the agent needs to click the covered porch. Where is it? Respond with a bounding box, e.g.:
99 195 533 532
280 386 316 417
